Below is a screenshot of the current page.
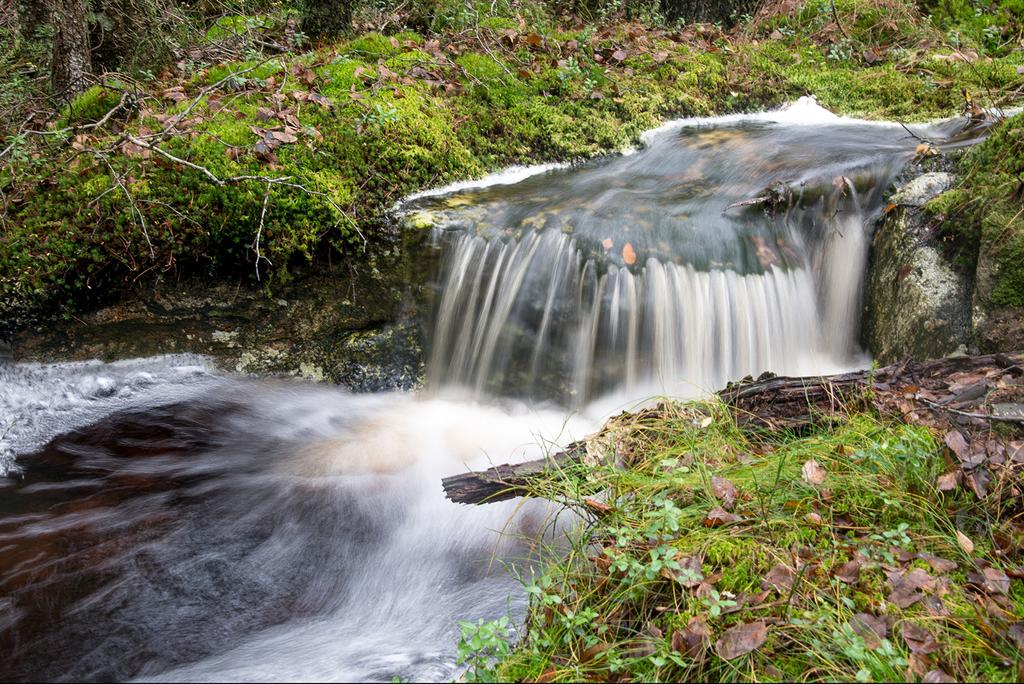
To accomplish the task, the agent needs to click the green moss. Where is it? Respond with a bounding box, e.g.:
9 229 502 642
935 114 1024 311
3 6 1023 326
59 83 123 127
204 15 273 42
470 405 1021 683
344 32 399 60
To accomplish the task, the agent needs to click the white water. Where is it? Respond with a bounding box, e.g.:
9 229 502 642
0 102 993 682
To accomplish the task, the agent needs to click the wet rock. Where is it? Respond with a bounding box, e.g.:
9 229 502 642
863 172 973 362
11 234 437 392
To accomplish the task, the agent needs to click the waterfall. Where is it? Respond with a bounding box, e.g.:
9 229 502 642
419 101 929 406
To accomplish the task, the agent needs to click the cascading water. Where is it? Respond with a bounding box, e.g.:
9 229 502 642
421 99 985 406
0 100 993 682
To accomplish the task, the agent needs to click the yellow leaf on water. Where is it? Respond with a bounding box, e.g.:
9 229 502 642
622 242 637 265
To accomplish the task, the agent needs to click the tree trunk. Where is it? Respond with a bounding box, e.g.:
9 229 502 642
50 0 92 99
16 0 50 40
300 0 354 42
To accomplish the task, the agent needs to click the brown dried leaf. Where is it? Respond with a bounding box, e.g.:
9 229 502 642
956 529 975 554
851 613 888 649
524 32 543 47
711 476 737 510
917 553 957 575
936 471 959 492
804 511 824 525
801 459 826 486
944 430 971 461
901 622 941 654
583 497 613 515
968 567 1011 595
672 615 710 657
715 621 768 660
671 555 704 588
269 130 298 144
307 93 333 108
834 560 861 584
652 50 670 63
611 49 629 62
704 507 742 527
888 568 937 608
762 564 794 593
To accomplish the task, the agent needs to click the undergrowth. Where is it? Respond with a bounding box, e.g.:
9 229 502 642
0 0 1022 330
460 403 1024 682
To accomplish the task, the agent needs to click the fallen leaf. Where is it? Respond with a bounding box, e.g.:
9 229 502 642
917 553 957 574
915 142 939 157
652 50 670 63
1007 622 1024 649
699 415 713 429
622 242 637 265
944 430 971 460
888 568 937 608
524 32 543 47
666 555 704 588
711 476 737 510
672 615 710 657
804 511 824 525
922 669 956 683
834 560 861 584
901 622 941 654
268 130 298 144
583 498 613 515
968 567 1011 595
611 49 629 62
801 459 826 486
921 595 949 617
534 668 558 683
936 471 959 491
762 564 794 593
851 613 888 649
956 529 975 554
704 507 742 527
715 621 768 660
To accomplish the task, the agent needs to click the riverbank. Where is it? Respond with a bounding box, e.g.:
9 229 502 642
2 0 1022 338
459 357 1024 683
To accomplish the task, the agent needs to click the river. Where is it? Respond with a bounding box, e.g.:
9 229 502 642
0 99 990 682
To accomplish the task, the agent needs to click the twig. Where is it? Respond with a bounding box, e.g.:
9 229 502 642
918 396 1024 425
123 134 365 244
103 158 155 258
253 180 272 281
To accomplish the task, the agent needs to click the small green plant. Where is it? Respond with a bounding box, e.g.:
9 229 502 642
456 616 513 683
701 588 738 618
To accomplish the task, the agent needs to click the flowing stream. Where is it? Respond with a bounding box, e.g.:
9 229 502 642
0 100 991 682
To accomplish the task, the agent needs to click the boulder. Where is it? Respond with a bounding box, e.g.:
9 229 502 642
862 172 973 362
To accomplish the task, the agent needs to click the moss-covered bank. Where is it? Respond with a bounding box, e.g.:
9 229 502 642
458 401 1024 683
1 0 1021 334
922 113 1024 351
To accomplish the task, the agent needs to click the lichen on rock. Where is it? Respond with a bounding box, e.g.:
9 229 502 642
863 171 973 362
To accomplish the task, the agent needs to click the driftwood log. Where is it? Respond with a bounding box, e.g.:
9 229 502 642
442 353 1024 504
